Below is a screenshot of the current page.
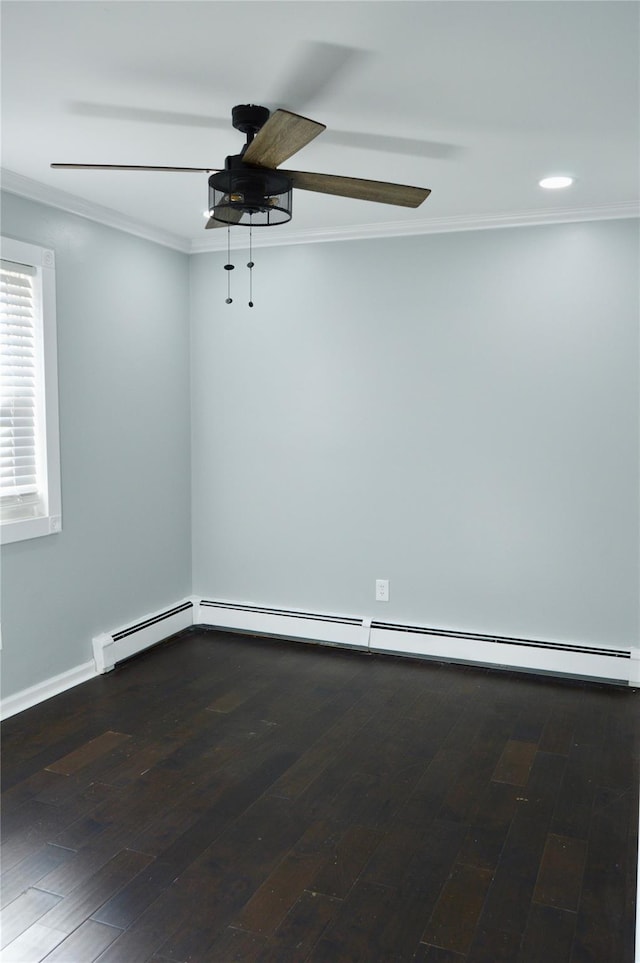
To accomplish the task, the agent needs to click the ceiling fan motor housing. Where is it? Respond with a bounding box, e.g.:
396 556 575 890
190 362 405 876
208 155 293 226
231 104 270 137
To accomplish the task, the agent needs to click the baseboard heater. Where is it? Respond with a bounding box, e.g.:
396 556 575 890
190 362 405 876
197 599 368 650
370 620 633 685
92 599 194 673
196 599 635 685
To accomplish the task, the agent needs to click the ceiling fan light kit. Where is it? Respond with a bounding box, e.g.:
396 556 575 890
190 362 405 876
51 102 431 306
208 160 293 227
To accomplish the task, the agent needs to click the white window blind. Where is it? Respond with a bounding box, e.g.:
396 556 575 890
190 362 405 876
0 236 61 543
0 258 40 500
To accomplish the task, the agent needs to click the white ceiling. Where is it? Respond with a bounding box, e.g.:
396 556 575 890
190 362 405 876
1 1 638 251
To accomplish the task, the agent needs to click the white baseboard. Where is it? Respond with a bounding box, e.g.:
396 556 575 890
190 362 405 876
0 660 97 721
92 598 195 673
196 598 635 686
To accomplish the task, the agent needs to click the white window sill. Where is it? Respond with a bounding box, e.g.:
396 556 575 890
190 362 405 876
1 513 62 545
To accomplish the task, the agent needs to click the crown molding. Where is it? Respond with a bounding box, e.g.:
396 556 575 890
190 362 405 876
190 202 640 252
2 169 637 255
0 169 190 253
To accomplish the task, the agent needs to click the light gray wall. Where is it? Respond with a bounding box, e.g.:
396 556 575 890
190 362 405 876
1 192 192 697
2 208 637 702
191 219 639 650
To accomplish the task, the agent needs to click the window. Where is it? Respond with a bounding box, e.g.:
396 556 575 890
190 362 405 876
1 237 61 544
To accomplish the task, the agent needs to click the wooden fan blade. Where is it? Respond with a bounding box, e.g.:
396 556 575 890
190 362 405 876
51 163 217 172
280 169 430 208
242 110 326 168
205 202 244 229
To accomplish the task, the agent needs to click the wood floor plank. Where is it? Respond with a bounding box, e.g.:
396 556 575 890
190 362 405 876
97 738 184 789
35 744 140 806
33 773 116 813
307 880 397 962
475 751 567 938
87 767 184 831
361 824 425 890
206 677 271 713
155 794 313 961
401 818 469 905
0 887 62 949
0 921 65 962
46 732 131 775
293 816 349 858
518 902 576 962
53 815 110 851
37 845 117 898
89 858 171 930
551 742 598 839
93 751 302 931
533 832 587 911
0 803 73 873
86 886 187 963
124 772 228 857
127 772 230 856
396 708 490 832
0 843 75 909
439 714 513 824
363 817 471 961
457 781 520 871
413 946 466 962
356 764 426 830
422 862 493 955
41 918 122 961
309 824 383 899
153 872 255 963
38 849 152 935
570 784 636 963
466 925 523 963
539 706 576 755
232 851 325 935
1 792 61 837
512 700 551 744
341 714 430 777
203 925 267 961
2 716 112 790
260 891 341 962
376 885 457 962
492 740 538 786
599 696 639 791
267 698 375 800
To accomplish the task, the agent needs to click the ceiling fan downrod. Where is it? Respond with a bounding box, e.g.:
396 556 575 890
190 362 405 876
232 104 271 150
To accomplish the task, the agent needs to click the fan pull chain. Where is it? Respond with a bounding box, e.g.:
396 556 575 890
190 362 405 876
247 219 254 307
224 225 234 304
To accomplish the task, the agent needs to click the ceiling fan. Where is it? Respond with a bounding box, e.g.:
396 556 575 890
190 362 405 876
51 103 431 230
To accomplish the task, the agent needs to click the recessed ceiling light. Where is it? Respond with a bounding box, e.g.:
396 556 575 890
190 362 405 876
539 176 574 190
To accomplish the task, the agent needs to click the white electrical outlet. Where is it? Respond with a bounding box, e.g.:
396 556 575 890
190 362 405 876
375 579 389 602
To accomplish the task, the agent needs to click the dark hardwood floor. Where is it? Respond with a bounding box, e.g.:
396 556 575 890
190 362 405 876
1 627 638 962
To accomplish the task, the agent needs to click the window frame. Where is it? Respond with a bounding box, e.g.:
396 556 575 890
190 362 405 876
1 236 62 544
